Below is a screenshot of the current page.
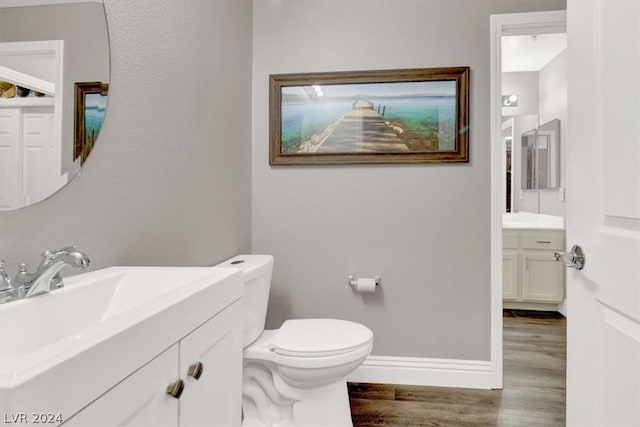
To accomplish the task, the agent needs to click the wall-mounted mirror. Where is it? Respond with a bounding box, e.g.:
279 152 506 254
520 118 561 190
536 119 561 189
0 0 110 211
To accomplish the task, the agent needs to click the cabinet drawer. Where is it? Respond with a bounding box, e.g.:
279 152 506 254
503 231 519 249
521 231 564 250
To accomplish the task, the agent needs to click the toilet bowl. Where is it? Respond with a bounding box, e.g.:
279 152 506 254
216 255 373 427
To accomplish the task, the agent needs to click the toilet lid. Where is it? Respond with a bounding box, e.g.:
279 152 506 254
270 319 373 357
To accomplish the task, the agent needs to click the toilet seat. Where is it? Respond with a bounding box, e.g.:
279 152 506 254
270 319 373 357
244 324 373 370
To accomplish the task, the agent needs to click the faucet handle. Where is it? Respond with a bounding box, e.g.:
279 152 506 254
0 260 13 291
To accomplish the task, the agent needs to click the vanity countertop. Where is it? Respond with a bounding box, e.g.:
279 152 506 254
502 212 564 230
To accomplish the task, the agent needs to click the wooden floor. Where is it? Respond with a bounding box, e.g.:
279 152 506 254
348 310 566 426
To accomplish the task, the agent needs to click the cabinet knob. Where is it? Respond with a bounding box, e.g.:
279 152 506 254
188 361 204 380
166 379 185 399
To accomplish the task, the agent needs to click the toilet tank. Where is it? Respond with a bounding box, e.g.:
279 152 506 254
216 254 273 347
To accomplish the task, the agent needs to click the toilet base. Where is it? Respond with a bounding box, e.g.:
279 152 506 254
242 362 354 427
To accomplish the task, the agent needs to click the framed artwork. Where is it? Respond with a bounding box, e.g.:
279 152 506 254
74 81 108 164
269 67 469 165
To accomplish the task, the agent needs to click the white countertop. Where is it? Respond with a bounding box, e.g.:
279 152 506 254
502 212 565 230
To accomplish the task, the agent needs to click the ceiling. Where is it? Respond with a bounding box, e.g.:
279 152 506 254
502 33 567 72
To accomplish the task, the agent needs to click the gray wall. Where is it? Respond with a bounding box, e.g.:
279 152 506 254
502 71 539 117
538 49 567 217
0 0 252 273
252 0 565 360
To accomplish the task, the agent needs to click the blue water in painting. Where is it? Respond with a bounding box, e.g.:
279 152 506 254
281 100 352 152
84 94 107 145
281 96 456 152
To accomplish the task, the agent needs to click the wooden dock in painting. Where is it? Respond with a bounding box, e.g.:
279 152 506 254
298 100 409 153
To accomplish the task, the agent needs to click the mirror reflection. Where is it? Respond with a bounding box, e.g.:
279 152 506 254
521 126 537 190
536 119 561 189
0 0 110 211
520 118 561 191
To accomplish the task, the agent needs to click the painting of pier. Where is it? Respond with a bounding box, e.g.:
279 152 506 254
270 67 470 165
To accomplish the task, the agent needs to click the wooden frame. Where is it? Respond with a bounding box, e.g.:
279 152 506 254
269 67 469 165
74 81 108 164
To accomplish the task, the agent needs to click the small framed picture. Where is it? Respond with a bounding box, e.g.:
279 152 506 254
74 81 108 164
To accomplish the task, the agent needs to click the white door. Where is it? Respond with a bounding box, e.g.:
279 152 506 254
0 108 23 209
565 1 640 426
22 107 55 206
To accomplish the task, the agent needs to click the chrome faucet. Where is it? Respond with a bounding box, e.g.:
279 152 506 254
1 246 91 303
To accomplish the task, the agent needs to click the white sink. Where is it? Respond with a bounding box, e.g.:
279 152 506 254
0 266 243 422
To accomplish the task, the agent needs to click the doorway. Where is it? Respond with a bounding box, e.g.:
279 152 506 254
489 10 567 389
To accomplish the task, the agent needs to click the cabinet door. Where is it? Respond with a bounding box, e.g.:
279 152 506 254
502 250 519 301
521 251 564 303
179 301 243 427
62 345 179 427
22 108 55 206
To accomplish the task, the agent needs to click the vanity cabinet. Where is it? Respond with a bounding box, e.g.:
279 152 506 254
62 301 242 427
503 229 565 308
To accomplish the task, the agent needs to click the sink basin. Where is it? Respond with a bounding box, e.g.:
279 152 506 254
2 267 225 357
0 266 243 421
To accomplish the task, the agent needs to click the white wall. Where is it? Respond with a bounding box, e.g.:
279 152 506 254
0 0 252 272
252 0 565 361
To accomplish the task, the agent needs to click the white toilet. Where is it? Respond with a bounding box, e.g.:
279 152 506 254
216 254 373 427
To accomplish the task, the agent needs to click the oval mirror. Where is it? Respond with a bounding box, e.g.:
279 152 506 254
0 0 110 211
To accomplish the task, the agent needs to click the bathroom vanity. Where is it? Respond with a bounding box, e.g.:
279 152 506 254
63 301 242 426
0 267 244 427
502 213 565 310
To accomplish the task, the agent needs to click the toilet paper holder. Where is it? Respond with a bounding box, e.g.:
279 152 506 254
347 275 381 287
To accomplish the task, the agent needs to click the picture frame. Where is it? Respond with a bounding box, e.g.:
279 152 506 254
74 81 109 165
269 67 469 165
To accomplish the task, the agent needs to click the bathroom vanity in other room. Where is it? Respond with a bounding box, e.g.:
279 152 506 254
502 213 565 311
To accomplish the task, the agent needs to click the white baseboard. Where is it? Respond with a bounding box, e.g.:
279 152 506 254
557 299 568 317
346 355 495 390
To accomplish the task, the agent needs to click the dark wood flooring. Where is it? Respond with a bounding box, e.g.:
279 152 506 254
348 310 566 426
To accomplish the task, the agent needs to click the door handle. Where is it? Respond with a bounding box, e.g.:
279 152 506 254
554 245 585 270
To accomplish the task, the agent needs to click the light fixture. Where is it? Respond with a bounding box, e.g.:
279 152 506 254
502 94 518 107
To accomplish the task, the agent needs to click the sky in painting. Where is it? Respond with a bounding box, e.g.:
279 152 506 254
283 80 455 100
